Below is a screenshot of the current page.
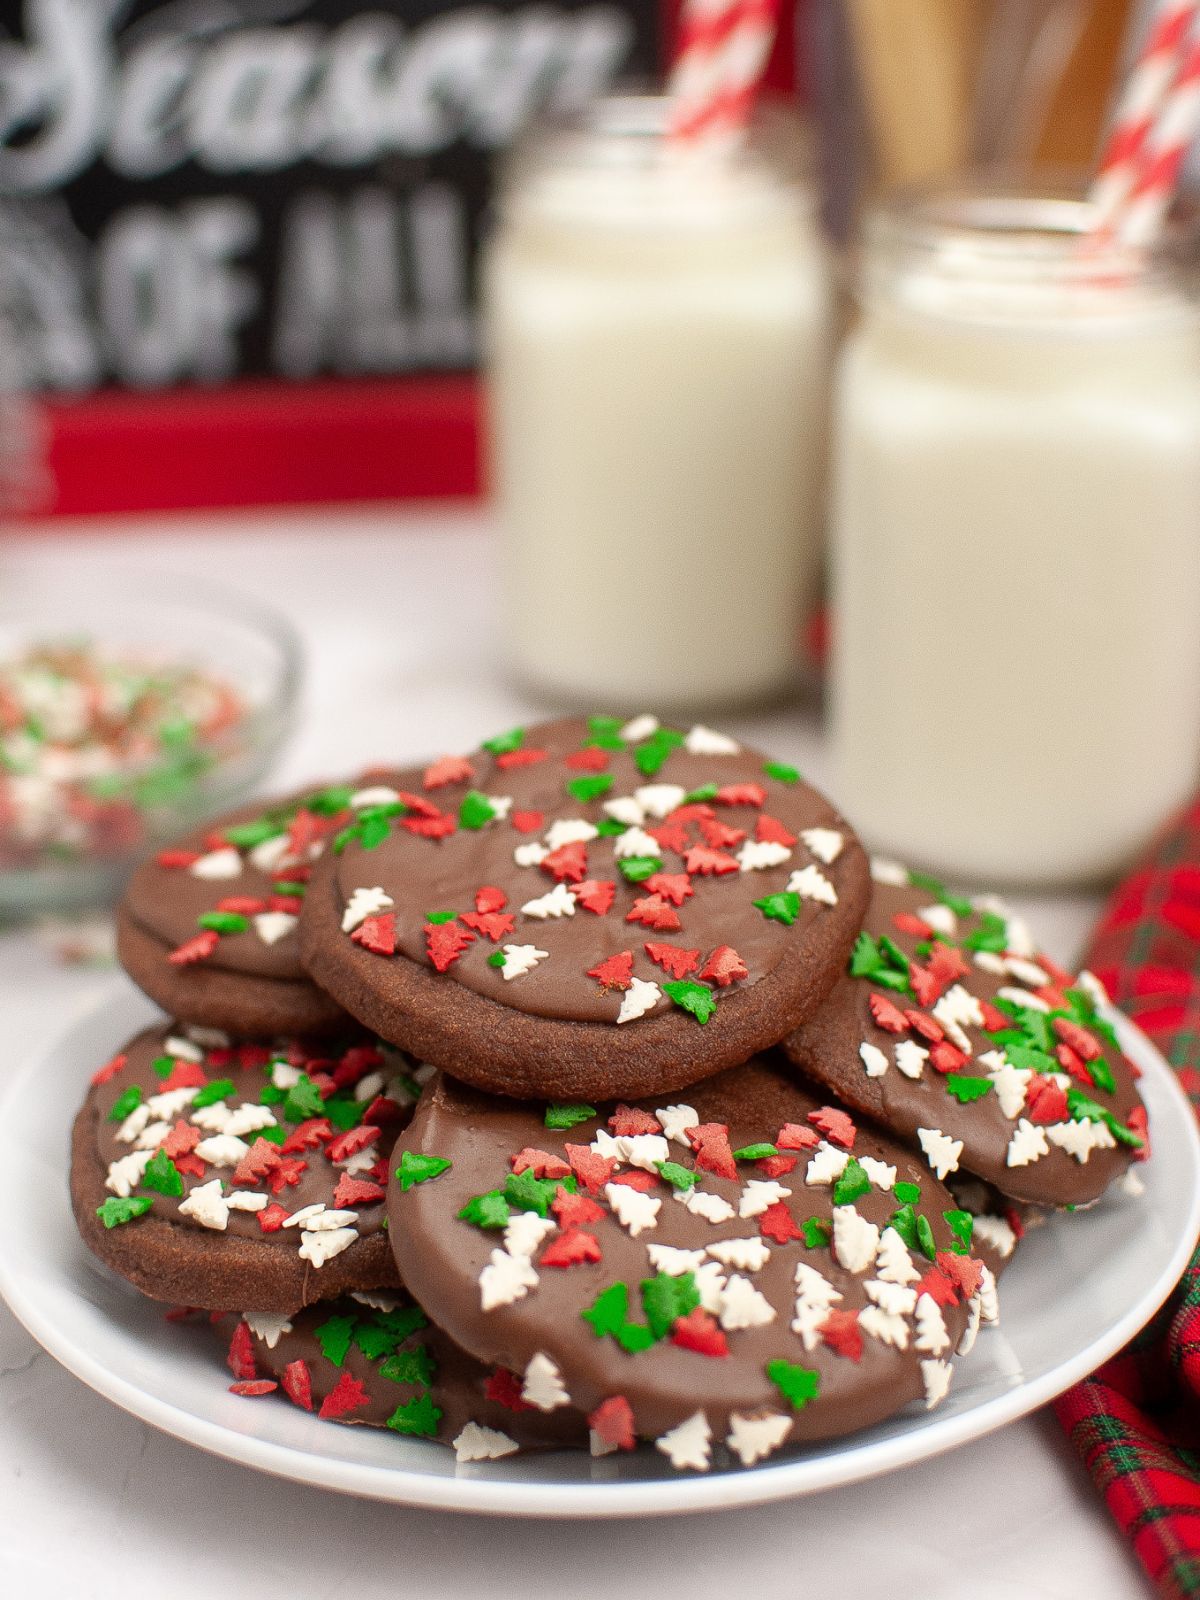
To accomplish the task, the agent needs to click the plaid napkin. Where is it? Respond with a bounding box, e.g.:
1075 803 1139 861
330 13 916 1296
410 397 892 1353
1054 798 1200 1598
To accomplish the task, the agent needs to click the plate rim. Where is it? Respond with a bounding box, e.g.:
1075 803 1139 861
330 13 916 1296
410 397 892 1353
2 978 1197 1519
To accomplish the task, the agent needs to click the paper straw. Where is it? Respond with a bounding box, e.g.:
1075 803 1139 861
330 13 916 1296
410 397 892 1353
667 0 780 143
1090 0 1198 231
1112 31 1200 243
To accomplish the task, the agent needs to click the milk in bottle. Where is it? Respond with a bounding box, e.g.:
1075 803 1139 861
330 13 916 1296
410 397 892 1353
485 97 834 710
831 187 1200 885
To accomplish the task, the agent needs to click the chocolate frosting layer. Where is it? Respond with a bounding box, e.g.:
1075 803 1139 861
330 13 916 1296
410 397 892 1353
122 778 376 981
387 1057 989 1468
73 1020 421 1309
211 1294 586 1454
784 872 1147 1207
322 717 867 1024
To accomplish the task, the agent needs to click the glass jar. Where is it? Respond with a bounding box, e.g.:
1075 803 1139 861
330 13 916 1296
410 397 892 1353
830 182 1200 886
484 95 834 711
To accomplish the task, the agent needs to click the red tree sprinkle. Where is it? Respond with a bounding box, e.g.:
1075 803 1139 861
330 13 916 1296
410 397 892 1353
647 819 691 855
1024 1075 1069 1125
460 910 516 941
226 1322 257 1380
644 942 701 980
625 895 682 931
808 1106 857 1149
715 782 767 807
868 992 908 1034
574 880 616 915
425 920 475 972
91 1052 127 1086
352 913 397 955
282 1359 314 1411
697 815 746 850
904 1009 945 1044
484 1369 532 1411
756 1153 798 1179
231 1138 282 1188
684 845 740 877
645 871 693 906
564 746 609 772
564 1144 616 1194
754 814 797 847
936 1252 983 1300
552 1190 607 1228
498 748 549 770
540 1229 602 1268
326 1125 379 1164
1052 1016 1103 1062
168 930 220 966
542 841 589 883
929 1041 968 1075
281 1118 334 1153
157 848 201 869
423 754 474 789
333 1174 386 1208
671 1309 729 1357
698 945 748 987
319 1372 371 1420
400 812 457 840
686 1122 736 1180
758 1200 803 1244
776 1122 820 1151
510 1147 572 1180
821 1309 864 1362
608 1170 659 1192
587 951 634 991
607 1104 662 1137
588 1395 636 1450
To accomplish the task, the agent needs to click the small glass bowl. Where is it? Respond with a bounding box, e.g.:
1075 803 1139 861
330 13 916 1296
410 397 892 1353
0 559 301 917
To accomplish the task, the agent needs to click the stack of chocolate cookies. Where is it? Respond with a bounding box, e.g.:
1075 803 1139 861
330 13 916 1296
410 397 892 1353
70 715 1147 1472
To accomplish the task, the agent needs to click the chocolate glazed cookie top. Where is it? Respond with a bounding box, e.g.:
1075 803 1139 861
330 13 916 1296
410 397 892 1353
213 1293 585 1459
89 1022 424 1264
785 864 1148 1208
122 778 388 980
321 715 869 1028
387 1058 993 1472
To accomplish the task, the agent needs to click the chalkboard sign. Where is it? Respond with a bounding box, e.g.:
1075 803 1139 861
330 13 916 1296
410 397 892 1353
0 0 658 392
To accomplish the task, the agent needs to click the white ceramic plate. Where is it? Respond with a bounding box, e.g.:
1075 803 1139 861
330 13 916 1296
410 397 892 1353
2 980 1197 1519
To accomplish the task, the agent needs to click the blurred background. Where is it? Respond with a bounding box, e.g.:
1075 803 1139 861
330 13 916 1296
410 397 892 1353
3 0 1200 920
0 0 1164 514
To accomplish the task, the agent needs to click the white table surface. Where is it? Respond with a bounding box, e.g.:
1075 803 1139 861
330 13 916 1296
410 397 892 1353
0 507 1149 1598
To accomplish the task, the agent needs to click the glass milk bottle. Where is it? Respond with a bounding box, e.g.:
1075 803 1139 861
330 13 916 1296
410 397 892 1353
484 96 834 710
831 184 1200 886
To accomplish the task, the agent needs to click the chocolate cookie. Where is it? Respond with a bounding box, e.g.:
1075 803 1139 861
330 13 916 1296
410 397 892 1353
211 1292 586 1459
299 716 870 1100
71 1020 424 1311
386 1057 994 1471
117 780 386 1035
783 864 1147 1208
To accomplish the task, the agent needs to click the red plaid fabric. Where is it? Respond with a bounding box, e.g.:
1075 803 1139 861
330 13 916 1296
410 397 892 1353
1055 796 1200 1598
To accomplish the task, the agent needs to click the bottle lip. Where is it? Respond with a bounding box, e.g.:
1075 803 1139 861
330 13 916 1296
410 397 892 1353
867 174 1199 285
494 90 816 234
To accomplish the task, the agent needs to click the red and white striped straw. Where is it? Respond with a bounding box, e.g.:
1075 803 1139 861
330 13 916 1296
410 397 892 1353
666 0 780 143
1088 0 1200 246
1111 32 1200 243
1091 0 1198 230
